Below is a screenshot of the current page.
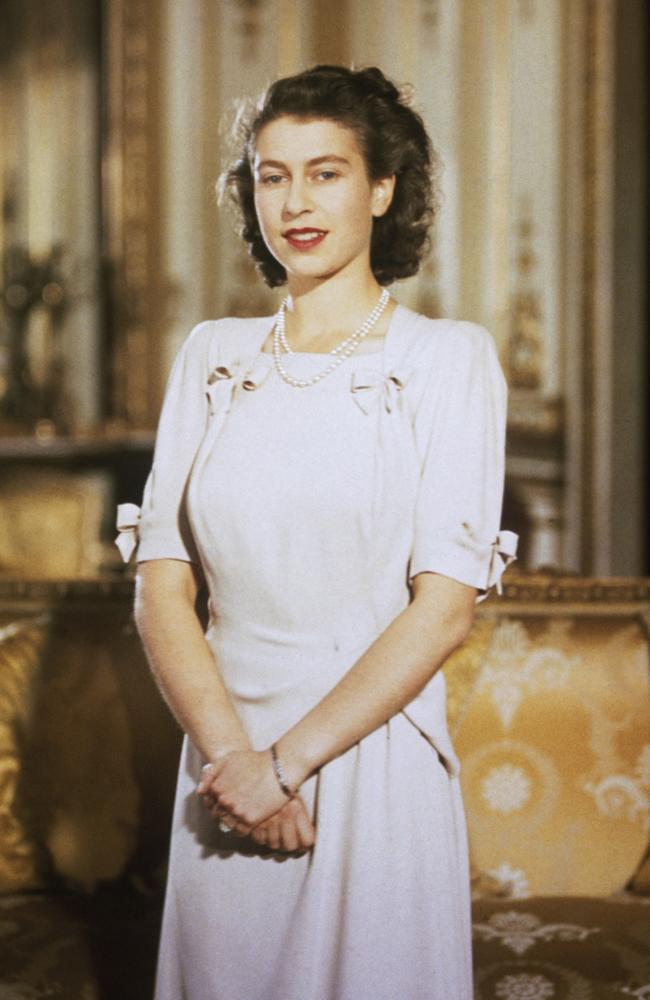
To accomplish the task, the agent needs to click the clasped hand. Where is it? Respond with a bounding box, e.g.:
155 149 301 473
197 749 315 853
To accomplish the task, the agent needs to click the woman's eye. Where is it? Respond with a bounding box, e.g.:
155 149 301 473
260 174 285 185
316 170 338 181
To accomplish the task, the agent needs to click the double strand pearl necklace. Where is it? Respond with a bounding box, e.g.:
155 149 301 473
272 288 390 389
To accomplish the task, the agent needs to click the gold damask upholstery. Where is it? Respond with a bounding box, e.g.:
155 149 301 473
632 848 650 894
444 580 650 900
0 469 111 579
0 602 141 893
0 618 49 892
472 895 650 999
1 576 649 999
443 618 496 736
0 581 182 998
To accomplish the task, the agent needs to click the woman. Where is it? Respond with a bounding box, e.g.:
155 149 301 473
117 64 517 1000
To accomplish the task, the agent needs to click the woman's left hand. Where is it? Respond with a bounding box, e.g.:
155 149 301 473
197 749 290 835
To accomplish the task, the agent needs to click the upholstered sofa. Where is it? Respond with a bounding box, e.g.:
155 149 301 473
1 575 649 999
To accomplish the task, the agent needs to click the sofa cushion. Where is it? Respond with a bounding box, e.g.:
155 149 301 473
0 608 141 892
472 894 650 998
25 620 140 890
453 612 650 898
0 885 161 999
631 848 650 894
444 618 496 736
0 618 50 892
0 468 111 578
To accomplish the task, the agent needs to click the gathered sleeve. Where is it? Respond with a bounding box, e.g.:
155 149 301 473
408 322 517 601
130 323 213 564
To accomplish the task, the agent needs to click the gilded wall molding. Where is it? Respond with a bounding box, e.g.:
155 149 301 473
506 198 545 392
228 0 266 61
2 574 648 610
508 396 564 440
518 0 536 24
419 0 440 33
416 255 442 323
580 0 616 572
103 0 174 429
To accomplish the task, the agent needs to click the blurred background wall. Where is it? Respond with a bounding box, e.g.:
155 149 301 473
0 0 647 579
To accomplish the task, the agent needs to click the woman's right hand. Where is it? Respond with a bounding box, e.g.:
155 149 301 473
249 795 316 854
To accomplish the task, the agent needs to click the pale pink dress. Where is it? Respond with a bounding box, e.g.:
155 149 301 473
130 302 516 1000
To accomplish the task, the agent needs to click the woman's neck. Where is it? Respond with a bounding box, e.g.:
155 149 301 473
282 274 392 352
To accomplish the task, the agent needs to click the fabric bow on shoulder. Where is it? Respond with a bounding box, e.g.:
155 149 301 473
350 368 412 415
206 359 271 414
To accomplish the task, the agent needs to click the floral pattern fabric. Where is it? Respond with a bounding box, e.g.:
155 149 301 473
448 614 650 897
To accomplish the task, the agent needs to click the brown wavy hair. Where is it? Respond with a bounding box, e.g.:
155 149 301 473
219 65 440 288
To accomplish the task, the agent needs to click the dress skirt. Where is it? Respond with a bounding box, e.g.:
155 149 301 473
154 623 474 1000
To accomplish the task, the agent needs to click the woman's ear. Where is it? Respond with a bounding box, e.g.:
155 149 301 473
371 175 396 217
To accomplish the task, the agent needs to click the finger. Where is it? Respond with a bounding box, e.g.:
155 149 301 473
279 813 299 853
266 815 281 852
198 760 230 798
250 823 268 845
211 804 233 830
197 763 216 794
211 809 243 837
207 795 250 836
229 816 253 838
292 801 316 849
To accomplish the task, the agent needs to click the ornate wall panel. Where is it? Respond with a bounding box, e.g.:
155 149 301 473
412 0 462 320
103 0 165 428
346 0 422 311
500 0 567 573
0 0 101 431
580 0 616 575
156 0 229 372
212 0 292 324
509 1 564 398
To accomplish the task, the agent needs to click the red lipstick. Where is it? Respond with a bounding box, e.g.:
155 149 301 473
283 228 327 251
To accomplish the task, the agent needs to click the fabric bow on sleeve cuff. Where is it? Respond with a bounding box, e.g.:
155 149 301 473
409 525 519 601
115 503 141 563
479 529 519 602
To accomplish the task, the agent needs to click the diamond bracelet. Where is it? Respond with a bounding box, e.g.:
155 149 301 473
270 743 294 799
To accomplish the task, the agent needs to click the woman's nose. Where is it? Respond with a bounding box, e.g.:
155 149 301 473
282 178 312 218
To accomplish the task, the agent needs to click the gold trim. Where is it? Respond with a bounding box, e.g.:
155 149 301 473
201 1 223 319
581 0 615 572
420 0 441 33
311 0 348 64
508 394 564 438
278 0 300 75
486 574 650 606
492 0 512 347
228 0 265 62
417 255 442 320
507 196 545 390
518 0 536 24
1 575 649 609
399 0 419 84
103 0 170 429
104 0 152 428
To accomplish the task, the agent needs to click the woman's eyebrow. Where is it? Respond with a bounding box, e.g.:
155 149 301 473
256 154 351 170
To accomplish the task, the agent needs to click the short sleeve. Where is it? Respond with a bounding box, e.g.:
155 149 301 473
408 322 516 599
135 323 213 564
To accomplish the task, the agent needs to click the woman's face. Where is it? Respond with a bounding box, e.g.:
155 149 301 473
252 115 394 288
